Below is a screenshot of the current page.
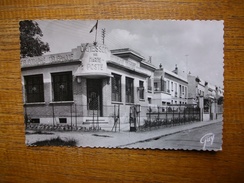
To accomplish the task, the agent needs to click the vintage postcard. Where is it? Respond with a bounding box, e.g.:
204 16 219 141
20 20 224 150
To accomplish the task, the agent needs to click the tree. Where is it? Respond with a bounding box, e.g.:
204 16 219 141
19 20 50 58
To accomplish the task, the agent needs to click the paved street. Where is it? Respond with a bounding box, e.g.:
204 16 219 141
123 121 223 150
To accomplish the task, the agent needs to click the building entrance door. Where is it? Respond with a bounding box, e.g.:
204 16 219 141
87 79 103 116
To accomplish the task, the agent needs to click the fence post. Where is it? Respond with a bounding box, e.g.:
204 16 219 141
92 102 95 129
178 107 180 126
157 106 160 121
114 104 116 132
193 106 195 122
149 107 151 123
166 107 168 126
75 104 77 130
70 103 73 131
97 96 99 130
52 104 55 129
118 104 120 132
188 106 191 122
24 105 27 129
149 107 151 130
199 107 201 122
138 105 140 130
184 108 186 124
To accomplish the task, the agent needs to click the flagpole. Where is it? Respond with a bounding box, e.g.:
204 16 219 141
95 20 98 45
89 20 98 45
95 25 98 44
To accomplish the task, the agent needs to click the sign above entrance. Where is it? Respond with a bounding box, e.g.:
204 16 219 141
74 43 112 78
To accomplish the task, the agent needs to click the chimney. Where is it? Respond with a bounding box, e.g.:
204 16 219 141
148 56 152 63
173 64 178 74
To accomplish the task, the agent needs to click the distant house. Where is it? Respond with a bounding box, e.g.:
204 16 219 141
187 74 223 121
153 65 188 109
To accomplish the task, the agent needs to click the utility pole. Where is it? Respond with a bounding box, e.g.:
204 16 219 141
185 54 189 74
102 28 106 45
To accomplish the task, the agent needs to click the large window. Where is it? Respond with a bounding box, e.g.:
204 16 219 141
155 78 166 92
24 74 44 103
147 77 152 91
160 77 163 91
167 80 170 93
139 80 144 100
126 77 134 103
52 72 73 101
111 73 121 102
179 84 182 96
154 82 158 91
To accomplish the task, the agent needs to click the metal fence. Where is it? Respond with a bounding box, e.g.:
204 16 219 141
24 103 201 132
136 105 201 131
24 104 121 132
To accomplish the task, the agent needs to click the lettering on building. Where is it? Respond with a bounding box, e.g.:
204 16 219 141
87 57 104 71
21 53 74 67
80 45 108 53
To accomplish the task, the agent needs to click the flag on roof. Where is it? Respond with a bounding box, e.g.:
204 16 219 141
89 20 98 33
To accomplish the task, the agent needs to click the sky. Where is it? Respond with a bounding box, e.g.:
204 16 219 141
36 20 224 88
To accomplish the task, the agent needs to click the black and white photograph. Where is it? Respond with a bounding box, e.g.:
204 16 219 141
20 20 224 150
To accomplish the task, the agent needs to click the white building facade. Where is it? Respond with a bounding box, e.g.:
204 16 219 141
153 66 188 108
21 43 156 130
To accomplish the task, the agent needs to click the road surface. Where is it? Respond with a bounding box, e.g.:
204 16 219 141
123 121 223 150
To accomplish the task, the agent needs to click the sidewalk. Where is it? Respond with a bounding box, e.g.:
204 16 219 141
26 118 223 148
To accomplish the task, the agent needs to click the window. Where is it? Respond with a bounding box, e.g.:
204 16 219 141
52 72 73 101
167 80 170 92
126 77 134 103
30 118 40 123
204 98 210 113
112 73 121 102
148 98 152 104
139 80 144 100
59 118 67 123
24 74 44 103
147 77 152 91
182 86 185 98
154 82 158 91
163 80 166 92
171 82 173 91
160 77 165 92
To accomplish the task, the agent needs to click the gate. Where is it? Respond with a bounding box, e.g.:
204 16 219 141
129 105 140 132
